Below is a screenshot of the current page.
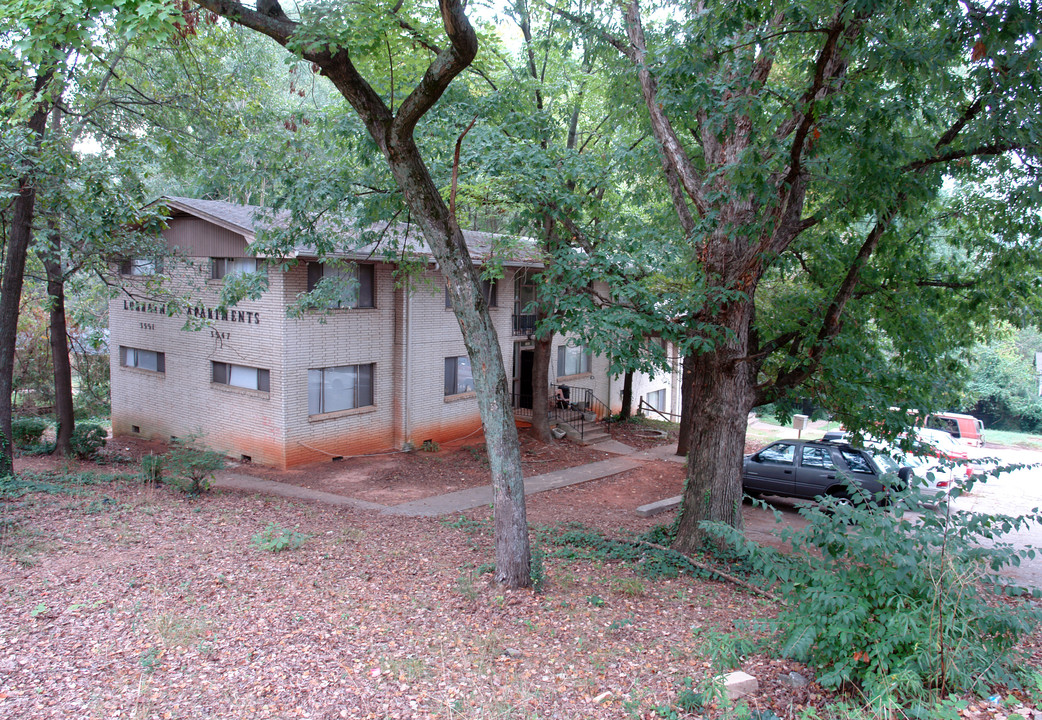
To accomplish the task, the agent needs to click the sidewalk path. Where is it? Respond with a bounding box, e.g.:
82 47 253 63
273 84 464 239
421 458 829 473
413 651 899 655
383 455 643 518
213 441 667 518
215 473 388 511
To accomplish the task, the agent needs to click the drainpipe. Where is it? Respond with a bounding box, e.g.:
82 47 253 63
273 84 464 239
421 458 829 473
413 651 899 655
403 283 412 446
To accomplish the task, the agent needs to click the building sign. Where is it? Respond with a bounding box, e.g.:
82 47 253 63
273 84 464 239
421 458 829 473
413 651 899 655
121 298 261 325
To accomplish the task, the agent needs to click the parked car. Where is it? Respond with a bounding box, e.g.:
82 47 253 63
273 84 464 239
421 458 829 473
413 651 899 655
926 412 985 448
743 439 903 504
910 427 978 480
865 441 957 502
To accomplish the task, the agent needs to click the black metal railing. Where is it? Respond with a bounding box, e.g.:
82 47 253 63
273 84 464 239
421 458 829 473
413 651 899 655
511 384 616 441
512 313 537 336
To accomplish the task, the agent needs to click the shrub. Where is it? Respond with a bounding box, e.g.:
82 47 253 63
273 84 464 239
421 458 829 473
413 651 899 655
251 522 310 552
162 442 224 496
70 423 107 459
11 417 48 448
707 480 1042 702
141 453 163 485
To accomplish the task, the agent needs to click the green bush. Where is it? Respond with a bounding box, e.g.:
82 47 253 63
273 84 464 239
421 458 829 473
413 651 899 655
141 453 163 485
251 522 310 552
162 442 224 496
70 423 107 459
11 417 48 448
707 481 1042 703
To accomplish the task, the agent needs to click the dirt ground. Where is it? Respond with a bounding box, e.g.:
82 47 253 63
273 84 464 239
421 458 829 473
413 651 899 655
3 428 1040 720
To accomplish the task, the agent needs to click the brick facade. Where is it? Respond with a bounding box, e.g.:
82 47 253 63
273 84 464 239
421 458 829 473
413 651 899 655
109 198 679 468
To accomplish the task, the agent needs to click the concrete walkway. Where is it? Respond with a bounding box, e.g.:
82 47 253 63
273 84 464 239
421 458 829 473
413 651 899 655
383 455 643 517
215 473 388 511
212 439 673 518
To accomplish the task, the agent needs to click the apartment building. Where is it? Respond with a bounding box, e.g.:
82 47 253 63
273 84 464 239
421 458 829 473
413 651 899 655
109 197 678 468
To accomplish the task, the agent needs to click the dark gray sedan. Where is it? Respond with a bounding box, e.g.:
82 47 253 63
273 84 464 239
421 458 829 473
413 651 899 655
743 439 902 503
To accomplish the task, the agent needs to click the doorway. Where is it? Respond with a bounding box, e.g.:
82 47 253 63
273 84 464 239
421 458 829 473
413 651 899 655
514 343 534 409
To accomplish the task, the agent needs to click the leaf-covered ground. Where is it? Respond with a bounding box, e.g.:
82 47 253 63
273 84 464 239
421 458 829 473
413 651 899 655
1 442 1039 720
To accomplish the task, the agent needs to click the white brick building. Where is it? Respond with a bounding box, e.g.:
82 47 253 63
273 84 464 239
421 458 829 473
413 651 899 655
110 197 679 468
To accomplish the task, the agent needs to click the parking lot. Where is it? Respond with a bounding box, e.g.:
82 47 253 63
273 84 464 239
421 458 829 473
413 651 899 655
741 443 1042 591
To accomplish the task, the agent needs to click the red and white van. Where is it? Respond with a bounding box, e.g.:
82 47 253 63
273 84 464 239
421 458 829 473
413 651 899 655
926 413 986 448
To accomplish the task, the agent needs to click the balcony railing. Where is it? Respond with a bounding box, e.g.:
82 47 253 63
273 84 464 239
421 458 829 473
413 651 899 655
512 313 537 336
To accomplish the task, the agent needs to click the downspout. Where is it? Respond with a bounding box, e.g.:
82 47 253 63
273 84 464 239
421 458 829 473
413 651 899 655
403 283 412 446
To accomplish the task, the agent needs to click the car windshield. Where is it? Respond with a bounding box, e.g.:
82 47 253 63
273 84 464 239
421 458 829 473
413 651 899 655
866 441 929 469
868 450 900 472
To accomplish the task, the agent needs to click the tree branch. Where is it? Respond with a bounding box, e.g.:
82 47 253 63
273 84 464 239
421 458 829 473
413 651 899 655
900 142 1019 173
622 0 708 216
449 115 478 220
392 0 477 140
759 205 897 398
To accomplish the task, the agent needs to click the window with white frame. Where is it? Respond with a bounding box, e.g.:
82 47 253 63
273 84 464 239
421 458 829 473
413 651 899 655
557 344 591 377
119 346 165 372
308 364 374 415
444 356 475 396
646 388 666 411
445 279 497 308
212 257 262 279
306 262 374 308
120 257 162 276
212 362 269 391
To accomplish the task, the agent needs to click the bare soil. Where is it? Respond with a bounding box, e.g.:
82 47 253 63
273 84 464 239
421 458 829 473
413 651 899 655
223 429 615 504
2 432 1039 720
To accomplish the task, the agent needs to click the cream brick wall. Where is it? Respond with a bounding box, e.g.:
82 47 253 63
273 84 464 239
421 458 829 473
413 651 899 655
110 256 288 465
395 268 517 447
546 337 679 419
277 262 399 466
109 218 680 467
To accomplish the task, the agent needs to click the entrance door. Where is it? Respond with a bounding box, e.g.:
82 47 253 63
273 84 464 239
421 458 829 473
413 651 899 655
514 344 534 409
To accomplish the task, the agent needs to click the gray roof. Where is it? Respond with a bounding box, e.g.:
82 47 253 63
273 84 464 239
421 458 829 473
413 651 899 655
162 196 541 267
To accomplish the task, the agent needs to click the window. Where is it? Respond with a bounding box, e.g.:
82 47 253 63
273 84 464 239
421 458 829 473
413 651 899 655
444 356 475 396
758 443 795 464
307 262 374 309
212 258 262 279
840 449 874 474
119 346 165 373
646 389 666 411
120 257 162 276
445 279 497 308
212 362 269 391
801 446 836 470
557 344 591 377
308 364 374 415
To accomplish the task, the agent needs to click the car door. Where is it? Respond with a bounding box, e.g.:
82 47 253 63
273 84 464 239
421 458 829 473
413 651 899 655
743 442 797 496
794 445 840 498
836 448 885 499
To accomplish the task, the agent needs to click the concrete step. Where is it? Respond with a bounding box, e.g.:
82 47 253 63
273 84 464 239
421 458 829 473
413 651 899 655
581 427 611 445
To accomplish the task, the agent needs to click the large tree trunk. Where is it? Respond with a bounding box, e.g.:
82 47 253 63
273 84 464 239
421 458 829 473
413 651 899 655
676 354 695 456
672 302 757 553
620 370 634 420
0 84 51 477
195 0 532 587
43 237 74 455
386 143 531 589
530 333 552 442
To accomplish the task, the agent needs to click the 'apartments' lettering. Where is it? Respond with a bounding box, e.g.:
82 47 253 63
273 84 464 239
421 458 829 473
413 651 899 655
122 299 260 325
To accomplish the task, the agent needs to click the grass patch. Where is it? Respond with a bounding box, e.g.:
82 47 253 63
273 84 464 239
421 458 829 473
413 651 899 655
983 428 1042 451
149 613 210 648
0 470 134 499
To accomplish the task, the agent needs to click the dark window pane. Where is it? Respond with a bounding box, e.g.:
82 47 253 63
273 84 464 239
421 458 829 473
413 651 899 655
358 265 374 308
357 364 373 405
307 261 322 292
444 357 456 396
